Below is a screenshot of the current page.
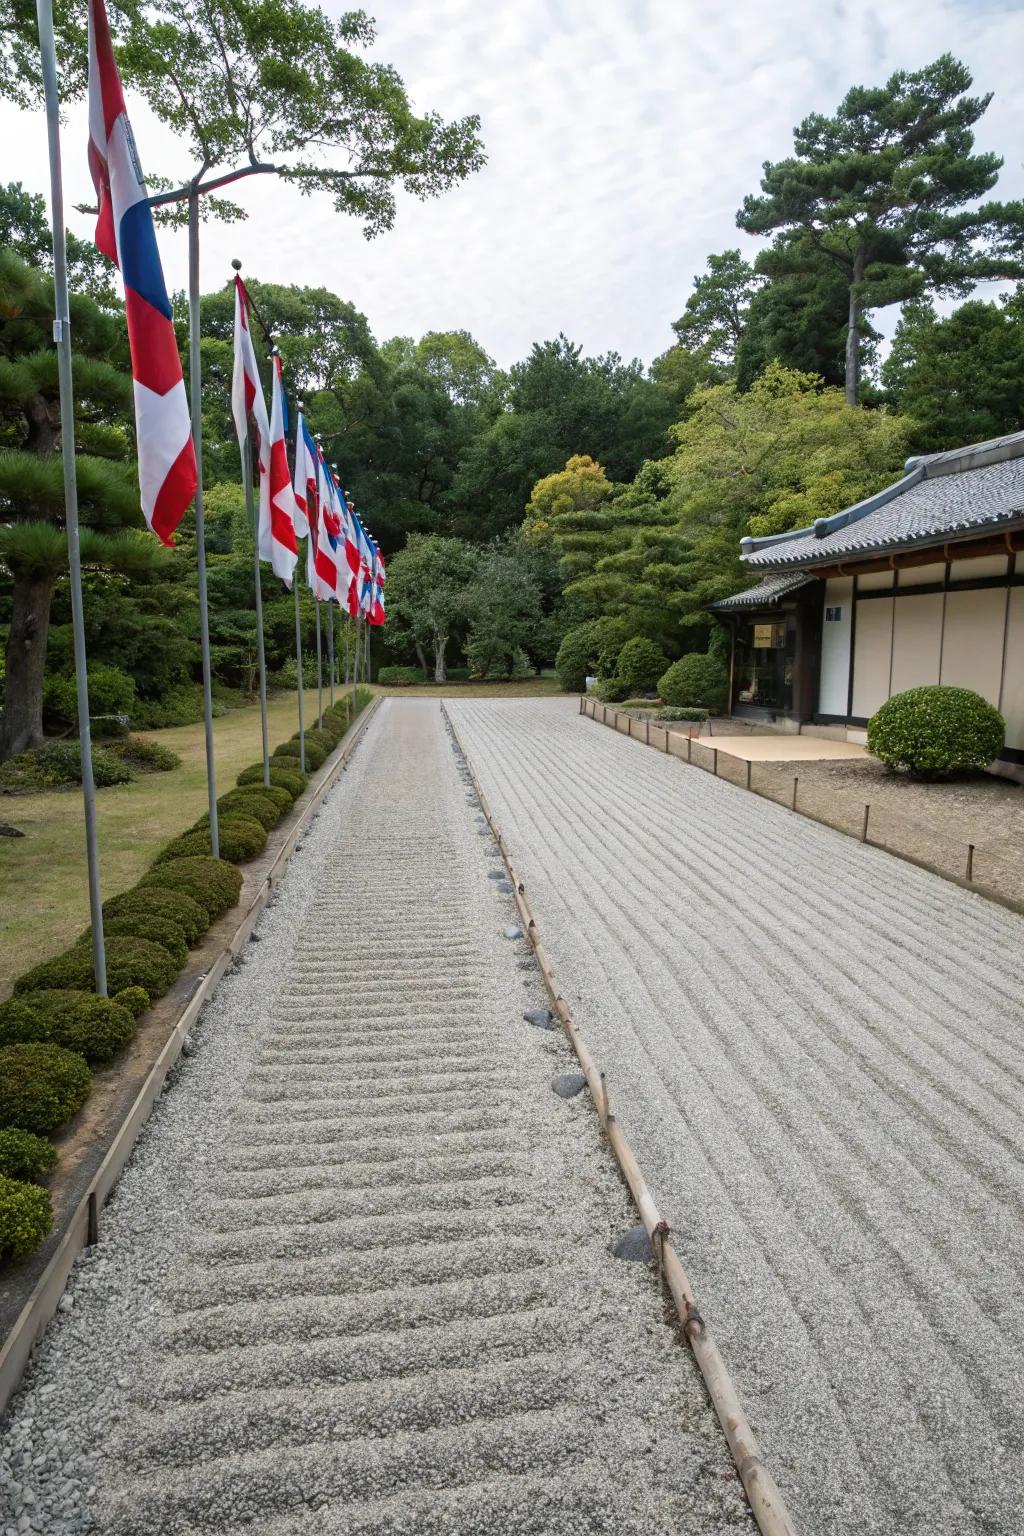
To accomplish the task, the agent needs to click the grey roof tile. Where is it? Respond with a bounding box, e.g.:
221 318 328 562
710 571 816 610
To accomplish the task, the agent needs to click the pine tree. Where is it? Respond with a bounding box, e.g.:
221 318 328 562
0 250 165 757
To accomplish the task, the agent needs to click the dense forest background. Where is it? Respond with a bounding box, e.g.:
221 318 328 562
2 49 1023 743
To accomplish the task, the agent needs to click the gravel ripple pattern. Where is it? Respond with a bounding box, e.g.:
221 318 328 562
447 695 1024 1536
0 699 750 1536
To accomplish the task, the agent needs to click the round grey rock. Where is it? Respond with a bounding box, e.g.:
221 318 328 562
551 1071 587 1098
612 1224 655 1263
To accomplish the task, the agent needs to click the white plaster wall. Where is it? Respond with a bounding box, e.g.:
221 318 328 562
890 593 944 694
949 555 1008 583
818 576 853 715
852 598 894 718
999 588 1024 751
898 561 946 588
940 587 1007 706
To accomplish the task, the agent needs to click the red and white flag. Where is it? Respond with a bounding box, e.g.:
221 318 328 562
291 414 316 542
231 275 270 487
87 0 196 543
258 355 300 586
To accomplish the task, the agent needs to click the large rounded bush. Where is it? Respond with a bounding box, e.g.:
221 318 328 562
0 1175 53 1262
160 814 267 866
867 686 1005 779
0 1044 91 1133
92 914 188 968
43 663 135 729
555 618 628 692
273 738 327 771
13 936 178 1001
140 856 243 922
209 788 282 831
0 990 136 1063
658 653 728 712
614 637 669 696
103 886 208 947
0 1127 58 1182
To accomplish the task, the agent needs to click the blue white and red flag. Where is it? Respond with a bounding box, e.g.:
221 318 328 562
291 414 316 542
231 275 270 496
87 0 196 544
260 355 300 586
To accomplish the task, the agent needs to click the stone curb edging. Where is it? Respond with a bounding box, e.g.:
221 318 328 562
0 696 381 1418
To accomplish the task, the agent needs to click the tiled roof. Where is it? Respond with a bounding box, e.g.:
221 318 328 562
741 428 1024 570
709 571 816 610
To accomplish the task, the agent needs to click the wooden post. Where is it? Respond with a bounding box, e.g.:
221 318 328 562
792 776 798 810
687 735 692 764
646 718 650 745
579 695 583 714
713 748 718 776
746 760 752 791
861 804 870 843
966 844 975 882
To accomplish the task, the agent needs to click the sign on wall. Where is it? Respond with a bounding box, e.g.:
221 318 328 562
753 622 785 649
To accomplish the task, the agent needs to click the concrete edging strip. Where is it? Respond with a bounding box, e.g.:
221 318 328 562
442 702 799 1536
0 695 381 1417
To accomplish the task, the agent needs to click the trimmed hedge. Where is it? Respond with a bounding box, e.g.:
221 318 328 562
377 665 421 687
615 637 669 696
236 763 306 800
159 813 267 866
211 787 285 829
140 856 243 923
0 742 133 792
867 685 1005 779
0 1127 58 1182
100 913 188 968
0 990 136 1063
0 1044 91 1133
274 738 327 771
13 935 178 1002
103 886 208 947
658 706 709 723
105 736 181 773
114 986 150 1019
0 1175 53 1262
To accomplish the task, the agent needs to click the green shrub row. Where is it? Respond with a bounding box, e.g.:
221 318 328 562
378 665 421 687
0 734 179 792
0 687 373 1267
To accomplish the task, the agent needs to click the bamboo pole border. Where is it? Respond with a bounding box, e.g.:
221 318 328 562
580 697 1024 919
442 702 799 1536
0 696 382 1417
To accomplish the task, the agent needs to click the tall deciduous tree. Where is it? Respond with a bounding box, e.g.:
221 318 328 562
384 533 478 682
738 55 1024 403
0 251 165 757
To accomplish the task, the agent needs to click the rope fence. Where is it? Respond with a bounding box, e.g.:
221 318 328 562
580 697 1023 915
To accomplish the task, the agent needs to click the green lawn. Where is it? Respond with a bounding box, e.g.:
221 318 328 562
0 689 314 995
0 676 567 993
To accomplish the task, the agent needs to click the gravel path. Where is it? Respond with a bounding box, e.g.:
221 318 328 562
0 699 749 1536
447 696 1024 1536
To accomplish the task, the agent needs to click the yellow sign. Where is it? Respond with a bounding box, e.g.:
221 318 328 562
753 623 775 649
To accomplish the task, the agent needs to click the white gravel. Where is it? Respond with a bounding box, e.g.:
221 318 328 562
0 699 750 1536
447 695 1024 1536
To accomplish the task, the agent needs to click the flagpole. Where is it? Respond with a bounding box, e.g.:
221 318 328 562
36 0 107 997
315 599 323 727
327 603 335 707
187 191 219 858
293 580 306 773
242 427 270 786
351 614 360 719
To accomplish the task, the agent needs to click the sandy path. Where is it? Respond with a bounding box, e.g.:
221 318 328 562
448 696 1024 1536
0 699 748 1536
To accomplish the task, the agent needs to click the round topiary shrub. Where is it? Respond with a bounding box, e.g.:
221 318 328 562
236 764 306 800
140 856 243 923
96 914 188 968
0 990 136 1063
275 738 327 771
114 986 150 1019
0 1175 53 1262
206 788 282 831
867 685 1005 779
160 813 267 866
303 727 334 754
615 637 669 696
13 937 178 1001
0 1044 91 1133
103 887 208 947
0 1127 58 1182
657 653 728 713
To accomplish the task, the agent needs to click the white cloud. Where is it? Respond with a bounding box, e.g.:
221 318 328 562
3 0 1022 368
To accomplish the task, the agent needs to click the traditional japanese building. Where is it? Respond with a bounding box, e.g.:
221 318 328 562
710 428 1024 779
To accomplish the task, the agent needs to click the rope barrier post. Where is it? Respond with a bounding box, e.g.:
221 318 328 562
792 776 798 811
861 803 870 843
687 734 692 764
713 748 718 776
966 843 975 882
746 759 752 791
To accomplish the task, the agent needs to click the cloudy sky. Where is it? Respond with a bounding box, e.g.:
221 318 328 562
4 0 1023 369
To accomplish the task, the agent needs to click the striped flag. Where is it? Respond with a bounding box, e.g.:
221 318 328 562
259 355 300 586
231 276 270 487
370 548 386 626
87 0 196 544
291 414 316 542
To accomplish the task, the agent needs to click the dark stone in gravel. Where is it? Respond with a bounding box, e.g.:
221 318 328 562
496 880 514 893
551 1071 587 1098
612 1225 654 1263
523 1008 557 1030
516 957 537 970
487 870 504 880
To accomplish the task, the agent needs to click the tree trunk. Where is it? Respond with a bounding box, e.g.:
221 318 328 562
0 570 57 760
845 249 866 406
433 632 448 683
414 641 429 680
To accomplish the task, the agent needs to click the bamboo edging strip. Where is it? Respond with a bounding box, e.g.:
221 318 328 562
0 696 381 1418
442 703 798 1536
581 697 1024 920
